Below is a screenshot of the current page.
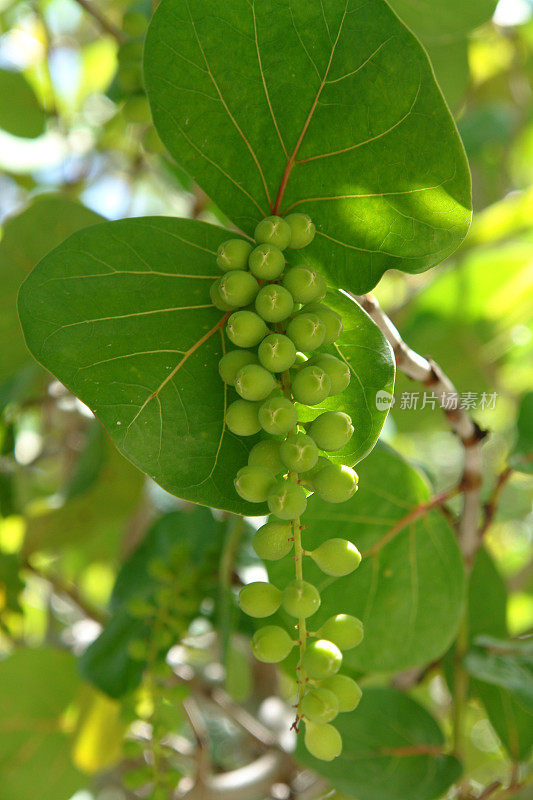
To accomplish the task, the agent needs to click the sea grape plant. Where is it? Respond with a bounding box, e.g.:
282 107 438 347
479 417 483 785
17 0 471 766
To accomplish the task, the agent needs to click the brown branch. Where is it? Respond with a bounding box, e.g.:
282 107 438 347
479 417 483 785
479 466 513 538
71 0 126 42
354 293 487 568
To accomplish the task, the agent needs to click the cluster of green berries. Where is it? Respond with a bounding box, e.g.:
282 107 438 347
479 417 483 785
213 214 362 761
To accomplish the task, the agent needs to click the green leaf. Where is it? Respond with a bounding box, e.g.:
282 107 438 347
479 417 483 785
296 686 461 800
0 194 102 382
510 392 533 474
0 69 46 138
467 548 533 761
465 641 533 712
18 217 393 511
387 0 497 107
144 0 471 294
0 648 84 800
81 507 223 697
269 443 465 672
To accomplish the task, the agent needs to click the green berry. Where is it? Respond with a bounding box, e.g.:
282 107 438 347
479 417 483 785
217 239 253 271
282 579 321 618
318 614 364 650
219 271 259 307
252 520 293 561
252 625 295 663
309 538 361 576
218 350 258 385
235 363 277 401
285 213 316 249
239 582 281 618
226 399 261 436
279 433 319 473
268 480 307 520
248 244 285 280
308 411 354 451
210 279 235 311
258 334 296 373
234 465 276 502
248 440 284 474
292 365 331 406
258 396 298 436
313 464 358 503
254 215 292 250
283 266 326 304
322 675 362 712
286 313 326 352
299 456 330 490
226 310 268 348
304 721 342 761
302 639 342 679
301 688 339 723
308 354 350 395
255 284 294 323
301 303 343 345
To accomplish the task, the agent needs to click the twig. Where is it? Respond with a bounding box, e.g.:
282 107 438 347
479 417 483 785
354 293 487 567
23 559 106 625
71 0 126 42
480 466 513 539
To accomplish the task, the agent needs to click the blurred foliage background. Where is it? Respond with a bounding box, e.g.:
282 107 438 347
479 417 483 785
0 0 531 798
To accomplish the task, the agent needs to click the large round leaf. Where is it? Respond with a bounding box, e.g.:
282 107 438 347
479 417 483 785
269 443 465 672
296 687 461 800
144 0 471 294
18 217 394 513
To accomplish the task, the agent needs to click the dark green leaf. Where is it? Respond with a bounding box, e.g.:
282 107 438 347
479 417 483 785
296 686 461 800
144 0 471 294
0 648 83 800
81 507 223 697
0 69 46 138
0 194 102 382
269 443 465 672
18 217 393 511
510 392 533 474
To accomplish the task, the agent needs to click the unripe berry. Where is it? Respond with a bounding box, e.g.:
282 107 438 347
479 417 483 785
299 456 330 490
301 688 339 723
302 639 342 679
283 266 326 304
255 284 294 323
318 614 364 650
285 213 316 249
234 465 276 502
309 539 361 576
252 520 293 560
268 480 307 520
219 270 259 307
308 411 354 451
248 439 284 474
292 365 331 406
248 244 285 280
279 433 319 473
308 353 350 395
251 625 295 663
286 313 326 352
304 721 342 761
312 464 359 504
218 349 258 385
238 582 281 617
254 215 291 250
210 279 235 311
226 399 261 436
226 310 268 348
282 579 321 618
259 396 298 436
235 363 277 401
217 239 253 271
301 303 343 345
322 675 362 712
258 334 296 373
